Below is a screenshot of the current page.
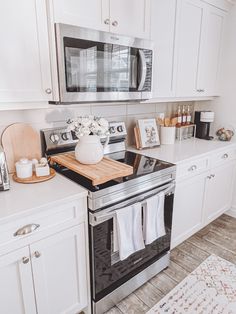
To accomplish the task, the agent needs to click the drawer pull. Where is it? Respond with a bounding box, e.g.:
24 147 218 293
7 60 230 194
188 165 197 172
222 153 229 159
211 174 215 178
14 224 40 237
34 251 41 258
22 257 30 264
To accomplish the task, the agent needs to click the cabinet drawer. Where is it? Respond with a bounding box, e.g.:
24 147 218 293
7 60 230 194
176 157 209 180
211 149 236 167
0 198 86 251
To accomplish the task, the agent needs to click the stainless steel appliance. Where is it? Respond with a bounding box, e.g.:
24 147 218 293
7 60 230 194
0 145 10 191
194 111 215 140
41 123 176 314
54 24 153 103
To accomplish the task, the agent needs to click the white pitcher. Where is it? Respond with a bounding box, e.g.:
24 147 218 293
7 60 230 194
75 135 109 164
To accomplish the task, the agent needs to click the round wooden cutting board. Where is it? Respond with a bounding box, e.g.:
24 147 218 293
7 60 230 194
1 123 41 174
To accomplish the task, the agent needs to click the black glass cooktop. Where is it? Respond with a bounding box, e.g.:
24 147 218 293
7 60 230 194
53 151 175 192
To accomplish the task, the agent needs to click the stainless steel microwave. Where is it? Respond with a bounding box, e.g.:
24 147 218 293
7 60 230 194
55 23 153 103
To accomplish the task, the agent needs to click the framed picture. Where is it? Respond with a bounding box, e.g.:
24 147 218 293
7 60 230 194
137 119 160 148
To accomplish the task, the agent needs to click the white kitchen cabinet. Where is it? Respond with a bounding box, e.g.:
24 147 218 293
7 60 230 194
0 247 36 314
109 0 151 38
175 0 204 97
31 224 88 314
51 0 150 39
0 0 52 103
150 0 177 97
197 6 225 96
204 161 236 224
52 0 110 32
176 0 226 97
171 172 206 248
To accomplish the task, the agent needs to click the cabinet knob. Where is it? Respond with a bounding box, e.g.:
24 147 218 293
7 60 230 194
211 174 215 178
45 88 52 94
188 165 197 171
222 153 229 159
14 224 40 237
207 175 212 179
22 257 30 264
34 251 41 258
112 20 118 27
104 18 110 25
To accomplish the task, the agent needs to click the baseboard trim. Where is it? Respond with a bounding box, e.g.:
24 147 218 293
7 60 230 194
226 206 236 218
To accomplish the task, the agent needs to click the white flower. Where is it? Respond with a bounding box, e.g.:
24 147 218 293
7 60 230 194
67 115 109 136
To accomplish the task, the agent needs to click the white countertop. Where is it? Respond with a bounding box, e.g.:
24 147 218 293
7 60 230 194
129 138 236 164
0 173 87 224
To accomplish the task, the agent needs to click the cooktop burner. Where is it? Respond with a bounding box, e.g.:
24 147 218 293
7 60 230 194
54 151 174 192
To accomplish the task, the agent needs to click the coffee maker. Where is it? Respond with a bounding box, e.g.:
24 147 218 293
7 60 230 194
194 111 215 140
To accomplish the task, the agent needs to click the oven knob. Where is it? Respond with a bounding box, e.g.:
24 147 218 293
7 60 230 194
109 126 115 134
49 133 60 144
61 132 69 141
117 125 123 133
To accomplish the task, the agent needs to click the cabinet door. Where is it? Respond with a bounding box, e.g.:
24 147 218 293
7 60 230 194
52 0 110 31
0 247 36 314
31 224 88 314
109 0 151 38
171 173 206 248
176 0 204 97
0 0 52 103
204 162 236 224
197 6 225 96
151 0 177 97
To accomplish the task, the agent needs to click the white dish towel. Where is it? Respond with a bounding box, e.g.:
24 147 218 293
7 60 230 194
114 203 145 261
143 191 166 245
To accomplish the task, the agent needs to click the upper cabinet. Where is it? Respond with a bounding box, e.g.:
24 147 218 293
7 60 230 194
51 0 151 39
0 0 52 104
175 0 225 97
150 0 177 97
52 0 110 32
109 0 151 38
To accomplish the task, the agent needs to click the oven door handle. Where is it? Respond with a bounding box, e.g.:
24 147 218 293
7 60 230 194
90 182 175 226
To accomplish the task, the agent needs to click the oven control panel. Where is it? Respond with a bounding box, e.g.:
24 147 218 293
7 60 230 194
41 121 127 152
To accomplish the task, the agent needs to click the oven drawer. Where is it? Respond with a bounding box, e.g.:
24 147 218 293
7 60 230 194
176 157 209 180
0 199 86 254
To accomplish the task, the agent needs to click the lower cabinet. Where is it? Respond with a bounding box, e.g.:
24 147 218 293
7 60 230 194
0 247 36 314
0 224 88 314
204 161 236 224
171 154 236 249
171 172 206 248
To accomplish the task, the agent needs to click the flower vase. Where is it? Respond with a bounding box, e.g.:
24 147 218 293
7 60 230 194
75 135 108 165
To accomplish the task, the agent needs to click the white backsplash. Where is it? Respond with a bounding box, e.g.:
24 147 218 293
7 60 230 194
0 102 194 146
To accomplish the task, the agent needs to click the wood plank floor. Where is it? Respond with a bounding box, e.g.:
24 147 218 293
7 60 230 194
105 214 236 314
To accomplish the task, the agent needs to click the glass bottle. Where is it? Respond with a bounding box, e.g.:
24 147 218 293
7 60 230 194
181 105 187 126
186 105 192 125
176 105 182 127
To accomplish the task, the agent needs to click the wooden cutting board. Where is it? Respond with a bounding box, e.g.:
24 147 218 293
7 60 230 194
50 152 133 186
1 123 41 173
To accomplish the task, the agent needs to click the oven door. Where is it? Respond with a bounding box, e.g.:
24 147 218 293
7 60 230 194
89 182 174 303
55 23 153 103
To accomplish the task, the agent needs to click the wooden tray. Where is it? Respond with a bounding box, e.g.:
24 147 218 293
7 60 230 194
50 152 133 186
12 168 56 184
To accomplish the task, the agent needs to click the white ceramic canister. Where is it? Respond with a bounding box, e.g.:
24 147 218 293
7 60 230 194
161 126 176 145
15 158 33 179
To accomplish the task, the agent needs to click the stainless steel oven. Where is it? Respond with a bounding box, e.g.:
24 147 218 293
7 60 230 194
55 23 153 103
89 181 175 314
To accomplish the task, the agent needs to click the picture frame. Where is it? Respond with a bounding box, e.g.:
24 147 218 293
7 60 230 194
137 119 160 148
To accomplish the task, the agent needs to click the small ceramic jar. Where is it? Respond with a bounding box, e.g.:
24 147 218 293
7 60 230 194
15 158 33 179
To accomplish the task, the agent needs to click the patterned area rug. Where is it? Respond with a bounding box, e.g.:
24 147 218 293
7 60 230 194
147 255 236 314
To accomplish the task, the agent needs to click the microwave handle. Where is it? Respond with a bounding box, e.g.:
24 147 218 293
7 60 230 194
138 50 147 91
